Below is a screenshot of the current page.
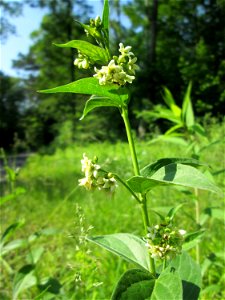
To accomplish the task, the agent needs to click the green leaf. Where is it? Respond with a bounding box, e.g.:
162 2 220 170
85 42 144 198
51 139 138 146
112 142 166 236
164 124 183 135
38 277 62 295
26 246 44 264
181 82 194 128
148 135 188 147
38 77 129 106
190 123 207 137
1 239 27 256
200 206 224 225
80 95 118 120
128 163 222 195
150 271 183 300
162 87 181 118
111 269 155 300
199 138 224 154
54 40 108 64
0 187 26 206
1 220 25 243
87 233 150 271
151 106 181 124
183 229 206 250
168 252 201 300
167 203 185 221
141 158 206 178
13 264 37 300
102 0 109 31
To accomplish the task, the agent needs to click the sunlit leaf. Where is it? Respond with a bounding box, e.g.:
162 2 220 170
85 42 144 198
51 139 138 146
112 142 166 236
1 239 27 256
0 187 26 206
162 86 181 118
54 40 108 64
181 82 194 128
168 252 201 300
87 233 150 271
1 220 25 243
141 158 206 178
26 246 44 264
102 0 109 31
39 77 129 107
151 271 183 300
128 164 222 194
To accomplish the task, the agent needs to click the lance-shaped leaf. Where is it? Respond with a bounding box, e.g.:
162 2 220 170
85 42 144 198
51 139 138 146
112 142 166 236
181 82 194 128
54 40 108 64
111 269 155 300
38 77 129 106
80 95 119 119
167 203 186 221
141 157 207 178
128 163 222 194
162 86 181 118
183 229 206 251
87 233 150 271
102 0 109 32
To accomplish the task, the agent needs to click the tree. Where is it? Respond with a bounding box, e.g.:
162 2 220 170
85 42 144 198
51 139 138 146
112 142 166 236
120 0 225 120
0 1 23 42
13 0 94 149
0 72 25 150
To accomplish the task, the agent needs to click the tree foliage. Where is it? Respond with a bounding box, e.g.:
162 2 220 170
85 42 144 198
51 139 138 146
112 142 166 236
2 0 225 150
0 1 23 42
0 72 25 149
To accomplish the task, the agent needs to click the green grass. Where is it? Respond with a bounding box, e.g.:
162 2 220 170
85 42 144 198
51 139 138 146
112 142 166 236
1 125 224 299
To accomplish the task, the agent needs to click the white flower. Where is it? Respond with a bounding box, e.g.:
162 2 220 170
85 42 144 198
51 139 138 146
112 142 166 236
81 153 93 177
119 43 133 57
102 177 118 192
127 57 139 74
78 177 93 190
74 52 90 69
179 229 186 235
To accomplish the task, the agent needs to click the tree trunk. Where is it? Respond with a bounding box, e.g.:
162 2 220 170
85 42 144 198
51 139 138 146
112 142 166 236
145 0 158 102
149 0 158 64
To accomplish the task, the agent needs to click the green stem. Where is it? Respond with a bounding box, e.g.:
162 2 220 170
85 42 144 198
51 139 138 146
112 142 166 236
113 174 141 204
121 106 156 276
141 195 156 276
163 257 167 271
195 188 200 264
121 106 140 176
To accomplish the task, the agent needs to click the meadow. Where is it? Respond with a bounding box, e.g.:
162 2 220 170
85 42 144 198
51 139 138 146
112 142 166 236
1 121 224 300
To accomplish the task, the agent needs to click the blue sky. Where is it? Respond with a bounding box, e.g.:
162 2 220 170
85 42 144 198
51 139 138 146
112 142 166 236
0 1 105 77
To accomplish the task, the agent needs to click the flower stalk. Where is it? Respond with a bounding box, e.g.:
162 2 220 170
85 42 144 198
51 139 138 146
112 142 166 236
121 105 156 276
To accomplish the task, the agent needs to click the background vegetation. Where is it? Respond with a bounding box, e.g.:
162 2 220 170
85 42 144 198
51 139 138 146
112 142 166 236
1 0 225 151
0 0 224 299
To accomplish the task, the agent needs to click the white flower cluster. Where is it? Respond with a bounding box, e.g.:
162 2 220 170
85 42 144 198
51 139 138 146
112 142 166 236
78 154 117 192
145 222 186 260
74 51 90 69
93 43 138 86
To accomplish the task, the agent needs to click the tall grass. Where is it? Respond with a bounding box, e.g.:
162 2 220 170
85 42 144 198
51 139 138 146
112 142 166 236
1 122 224 299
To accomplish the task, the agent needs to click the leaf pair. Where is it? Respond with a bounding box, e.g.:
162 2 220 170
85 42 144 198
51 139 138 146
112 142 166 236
127 157 221 195
87 233 201 300
39 77 130 119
